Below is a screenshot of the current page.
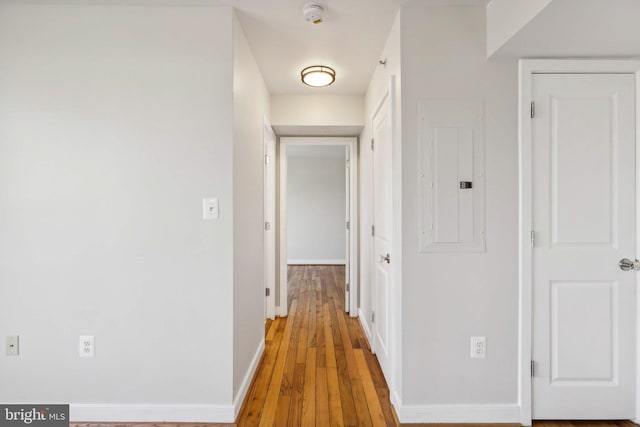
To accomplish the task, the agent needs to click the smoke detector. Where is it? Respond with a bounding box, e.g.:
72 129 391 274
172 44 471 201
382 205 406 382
303 4 326 25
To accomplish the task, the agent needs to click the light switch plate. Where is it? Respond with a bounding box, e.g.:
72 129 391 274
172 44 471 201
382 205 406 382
6 336 19 356
203 198 219 220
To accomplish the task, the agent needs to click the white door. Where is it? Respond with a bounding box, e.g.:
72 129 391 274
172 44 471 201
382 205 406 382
372 92 393 380
345 146 350 313
264 121 276 320
532 73 636 419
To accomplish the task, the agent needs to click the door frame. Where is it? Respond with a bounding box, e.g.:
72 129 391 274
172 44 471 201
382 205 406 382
370 79 393 368
264 117 277 320
278 136 359 317
368 75 402 409
518 59 640 426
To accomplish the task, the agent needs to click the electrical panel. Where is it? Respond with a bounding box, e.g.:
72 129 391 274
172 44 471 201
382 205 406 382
418 99 486 253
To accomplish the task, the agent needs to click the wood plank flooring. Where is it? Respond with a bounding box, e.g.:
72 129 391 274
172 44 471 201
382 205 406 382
71 422 639 427
71 266 640 427
239 265 397 426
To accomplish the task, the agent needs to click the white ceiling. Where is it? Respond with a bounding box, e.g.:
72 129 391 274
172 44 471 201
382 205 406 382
234 0 490 95
233 0 404 95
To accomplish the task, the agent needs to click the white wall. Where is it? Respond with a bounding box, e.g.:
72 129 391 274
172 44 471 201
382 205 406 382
400 3 519 412
231 12 270 414
287 146 346 264
271 95 364 127
488 0 640 58
0 3 236 420
486 0 553 57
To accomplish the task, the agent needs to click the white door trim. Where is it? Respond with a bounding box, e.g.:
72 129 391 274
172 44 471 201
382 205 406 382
519 59 640 426
264 116 276 320
370 86 389 358
368 75 402 408
389 74 403 408
278 137 359 317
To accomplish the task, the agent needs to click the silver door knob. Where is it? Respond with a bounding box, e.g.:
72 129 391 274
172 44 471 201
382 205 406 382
619 258 640 271
380 253 391 264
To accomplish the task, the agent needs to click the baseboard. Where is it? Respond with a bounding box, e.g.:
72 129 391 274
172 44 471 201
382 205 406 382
391 389 402 411
358 308 373 348
233 339 265 419
287 259 346 265
390 391 403 426
394 403 521 423
70 404 235 423
69 342 265 424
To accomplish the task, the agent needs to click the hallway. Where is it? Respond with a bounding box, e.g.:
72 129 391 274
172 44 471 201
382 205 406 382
238 265 397 426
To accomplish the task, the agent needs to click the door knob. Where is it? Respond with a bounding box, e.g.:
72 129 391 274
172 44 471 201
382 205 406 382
380 253 391 264
619 258 640 271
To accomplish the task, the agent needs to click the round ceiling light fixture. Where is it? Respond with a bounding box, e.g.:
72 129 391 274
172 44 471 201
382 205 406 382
301 65 336 87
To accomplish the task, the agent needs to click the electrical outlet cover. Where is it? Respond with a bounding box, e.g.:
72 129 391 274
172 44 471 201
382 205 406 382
470 336 486 359
79 335 94 358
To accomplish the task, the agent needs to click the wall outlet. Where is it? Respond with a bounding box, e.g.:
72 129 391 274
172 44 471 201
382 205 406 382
470 336 486 359
79 335 94 358
6 336 19 356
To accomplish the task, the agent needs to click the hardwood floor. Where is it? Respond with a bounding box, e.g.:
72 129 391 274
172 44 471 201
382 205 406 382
70 422 640 427
401 424 636 427
71 265 640 427
238 265 396 426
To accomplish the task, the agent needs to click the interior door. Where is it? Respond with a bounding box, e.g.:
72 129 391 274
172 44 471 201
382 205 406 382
264 122 276 320
345 146 350 313
372 91 393 380
532 73 636 419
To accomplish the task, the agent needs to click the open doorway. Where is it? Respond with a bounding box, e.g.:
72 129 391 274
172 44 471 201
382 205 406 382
278 137 358 317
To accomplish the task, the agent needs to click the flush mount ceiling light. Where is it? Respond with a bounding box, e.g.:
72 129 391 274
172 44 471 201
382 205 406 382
301 65 336 87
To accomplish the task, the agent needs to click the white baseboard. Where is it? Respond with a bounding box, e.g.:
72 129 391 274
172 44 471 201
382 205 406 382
287 259 346 265
394 403 521 424
391 390 402 411
70 404 235 423
358 308 373 347
233 339 265 419
70 342 265 424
